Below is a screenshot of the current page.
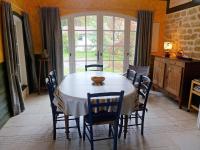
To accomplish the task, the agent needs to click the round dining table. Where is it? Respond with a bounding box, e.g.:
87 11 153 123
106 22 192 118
54 71 138 117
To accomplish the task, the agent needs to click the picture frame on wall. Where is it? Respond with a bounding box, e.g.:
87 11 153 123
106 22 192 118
167 0 200 14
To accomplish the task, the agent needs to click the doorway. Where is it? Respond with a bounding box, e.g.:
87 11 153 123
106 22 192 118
13 14 28 98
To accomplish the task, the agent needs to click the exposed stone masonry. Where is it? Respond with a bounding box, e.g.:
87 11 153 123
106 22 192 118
165 5 200 59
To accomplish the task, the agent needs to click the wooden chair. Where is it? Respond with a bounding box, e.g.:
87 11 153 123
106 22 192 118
126 68 137 85
85 64 103 71
118 75 152 138
83 91 124 150
45 75 82 140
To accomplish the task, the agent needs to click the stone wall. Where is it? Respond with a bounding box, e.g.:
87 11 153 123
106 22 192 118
165 5 200 60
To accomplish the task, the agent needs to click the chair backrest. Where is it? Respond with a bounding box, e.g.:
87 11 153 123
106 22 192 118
138 75 152 109
45 76 57 114
126 68 137 84
49 70 57 86
85 64 103 71
129 65 149 76
87 91 124 124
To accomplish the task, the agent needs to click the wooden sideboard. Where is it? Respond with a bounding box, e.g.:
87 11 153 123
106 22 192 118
153 56 200 108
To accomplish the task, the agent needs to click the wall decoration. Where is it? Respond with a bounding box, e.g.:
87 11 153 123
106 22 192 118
167 0 200 13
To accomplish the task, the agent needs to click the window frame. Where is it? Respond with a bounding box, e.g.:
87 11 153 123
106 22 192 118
61 12 137 73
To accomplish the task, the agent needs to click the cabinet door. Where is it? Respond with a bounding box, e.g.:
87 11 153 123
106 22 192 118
164 64 182 97
153 59 165 87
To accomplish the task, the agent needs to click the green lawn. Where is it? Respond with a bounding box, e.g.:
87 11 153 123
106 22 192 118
63 50 124 75
64 50 124 60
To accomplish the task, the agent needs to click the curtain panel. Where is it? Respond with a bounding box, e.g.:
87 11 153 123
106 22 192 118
134 11 153 66
22 12 38 93
1 1 25 115
40 7 63 84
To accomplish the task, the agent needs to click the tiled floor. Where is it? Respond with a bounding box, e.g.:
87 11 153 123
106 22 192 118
0 92 199 150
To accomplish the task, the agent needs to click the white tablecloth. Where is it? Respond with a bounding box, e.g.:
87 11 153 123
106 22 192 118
54 72 138 117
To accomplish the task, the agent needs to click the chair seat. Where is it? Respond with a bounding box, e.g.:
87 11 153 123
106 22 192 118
85 111 117 124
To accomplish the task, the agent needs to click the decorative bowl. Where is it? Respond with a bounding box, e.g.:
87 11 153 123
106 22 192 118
91 76 105 85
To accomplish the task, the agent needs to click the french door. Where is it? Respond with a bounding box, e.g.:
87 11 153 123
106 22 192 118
62 13 137 74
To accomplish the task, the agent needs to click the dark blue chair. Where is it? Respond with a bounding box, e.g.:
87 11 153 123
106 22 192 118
85 64 103 71
45 75 82 140
126 68 137 85
49 70 57 85
83 91 124 150
118 75 152 138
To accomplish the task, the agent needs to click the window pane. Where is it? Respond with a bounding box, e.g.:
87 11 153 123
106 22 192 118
104 61 113 72
103 46 113 61
75 31 85 46
114 47 124 60
129 46 135 65
86 16 97 30
62 31 69 75
74 16 85 30
130 31 136 46
86 31 97 46
103 16 113 30
114 61 123 73
87 46 97 61
75 46 85 72
104 31 113 46
114 32 124 46
61 19 68 30
130 21 137 31
115 17 124 30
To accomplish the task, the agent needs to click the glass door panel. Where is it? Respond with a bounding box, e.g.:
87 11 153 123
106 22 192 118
86 16 97 30
61 18 69 75
103 16 113 30
103 46 113 72
115 17 124 30
74 16 85 30
75 46 86 72
86 31 97 46
114 47 124 73
74 15 98 72
62 14 136 74
87 46 97 61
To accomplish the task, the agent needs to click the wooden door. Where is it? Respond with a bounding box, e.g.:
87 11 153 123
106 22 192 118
164 64 183 97
153 59 165 88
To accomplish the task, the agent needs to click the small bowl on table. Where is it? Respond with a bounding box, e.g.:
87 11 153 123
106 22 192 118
91 76 105 86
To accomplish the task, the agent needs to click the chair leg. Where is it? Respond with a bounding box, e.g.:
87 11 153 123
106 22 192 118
118 115 123 139
108 124 112 137
113 121 118 150
135 111 138 126
123 115 128 139
64 115 70 140
141 111 146 135
75 117 82 138
53 116 56 140
90 126 94 150
83 118 86 141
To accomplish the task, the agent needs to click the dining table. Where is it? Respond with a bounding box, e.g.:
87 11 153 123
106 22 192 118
53 71 138 117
